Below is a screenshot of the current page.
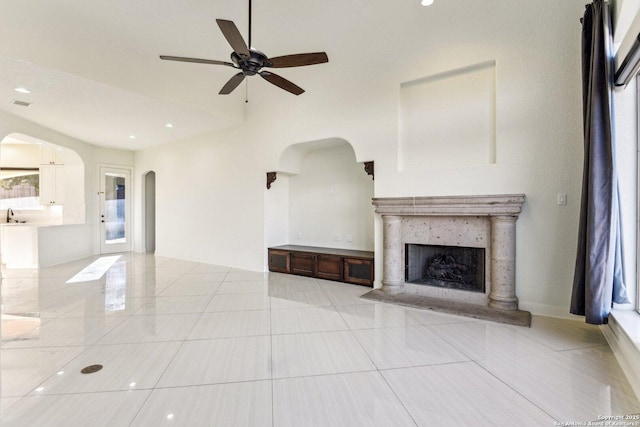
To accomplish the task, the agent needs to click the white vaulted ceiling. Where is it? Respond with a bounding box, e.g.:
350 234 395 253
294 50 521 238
0 0 535 151
0 0 344 149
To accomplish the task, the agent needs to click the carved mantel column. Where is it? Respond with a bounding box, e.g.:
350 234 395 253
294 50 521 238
489 215 518 310
382 215 403 294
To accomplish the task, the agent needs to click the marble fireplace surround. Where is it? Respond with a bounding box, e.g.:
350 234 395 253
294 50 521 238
362 194 532 326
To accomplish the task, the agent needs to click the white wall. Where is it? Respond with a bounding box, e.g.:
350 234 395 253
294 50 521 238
288 144 374 251
134 131 266 270
265 173 290 251
132 0 587 316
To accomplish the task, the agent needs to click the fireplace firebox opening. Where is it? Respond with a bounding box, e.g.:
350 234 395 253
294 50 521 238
405 244 485 293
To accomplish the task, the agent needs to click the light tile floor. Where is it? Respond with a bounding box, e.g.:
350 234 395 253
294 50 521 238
0 253 638 426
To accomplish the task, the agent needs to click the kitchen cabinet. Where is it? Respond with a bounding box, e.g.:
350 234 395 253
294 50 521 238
268 245 374 287
39 164 65 205
40 146 64 165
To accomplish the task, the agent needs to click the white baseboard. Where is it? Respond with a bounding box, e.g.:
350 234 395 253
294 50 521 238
517 301 578 319
603 310 640 401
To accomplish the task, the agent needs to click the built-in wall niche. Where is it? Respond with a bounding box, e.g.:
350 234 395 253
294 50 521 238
398 60 496 170
273 140 374 252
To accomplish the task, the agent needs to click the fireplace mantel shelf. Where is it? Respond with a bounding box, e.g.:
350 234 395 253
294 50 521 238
372 194 525 217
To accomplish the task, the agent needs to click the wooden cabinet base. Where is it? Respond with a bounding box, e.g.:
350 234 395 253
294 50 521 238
268 245 374 287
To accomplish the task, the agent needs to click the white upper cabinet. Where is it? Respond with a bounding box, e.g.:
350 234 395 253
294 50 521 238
40 146 64 165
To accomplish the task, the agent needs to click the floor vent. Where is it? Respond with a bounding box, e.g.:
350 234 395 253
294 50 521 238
81 364 103 374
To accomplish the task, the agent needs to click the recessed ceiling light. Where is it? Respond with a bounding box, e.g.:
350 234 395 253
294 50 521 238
14 87 31 94
165 123 174 128
129 135 136 139
421 0 434 5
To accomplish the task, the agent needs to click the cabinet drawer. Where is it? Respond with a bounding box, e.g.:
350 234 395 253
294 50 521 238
315 254 343 281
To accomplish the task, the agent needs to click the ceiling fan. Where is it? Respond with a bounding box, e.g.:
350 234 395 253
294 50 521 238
159 1 328 96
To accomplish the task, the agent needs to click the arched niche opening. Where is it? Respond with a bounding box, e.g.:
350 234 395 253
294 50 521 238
0 133 85 225
265 138 374 259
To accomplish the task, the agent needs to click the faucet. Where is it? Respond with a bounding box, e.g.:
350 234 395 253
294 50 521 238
6 208 13 223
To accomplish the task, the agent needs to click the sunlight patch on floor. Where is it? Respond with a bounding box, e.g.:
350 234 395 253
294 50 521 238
66 255 121 283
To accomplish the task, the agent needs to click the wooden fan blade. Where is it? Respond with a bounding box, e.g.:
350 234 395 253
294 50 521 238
160 55 235 67
259 71 304 95
219 72 246 94
267 52 328 68
216 19 250 56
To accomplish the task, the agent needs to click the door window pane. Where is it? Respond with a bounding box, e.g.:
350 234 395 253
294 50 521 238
105 173 126 244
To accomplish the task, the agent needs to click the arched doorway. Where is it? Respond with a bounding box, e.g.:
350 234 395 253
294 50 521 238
143 171 156 253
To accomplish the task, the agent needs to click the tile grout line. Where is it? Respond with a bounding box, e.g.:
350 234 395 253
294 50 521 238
332 289 418 426
269 288 275 427
127 266 218 426
472 358 560 423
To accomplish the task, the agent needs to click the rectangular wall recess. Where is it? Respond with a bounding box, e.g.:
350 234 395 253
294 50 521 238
399 61 497 170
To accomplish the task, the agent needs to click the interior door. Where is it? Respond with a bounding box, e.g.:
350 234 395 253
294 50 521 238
99 167 131 254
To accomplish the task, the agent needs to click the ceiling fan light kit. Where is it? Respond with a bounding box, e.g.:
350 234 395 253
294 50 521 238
159 2 328 96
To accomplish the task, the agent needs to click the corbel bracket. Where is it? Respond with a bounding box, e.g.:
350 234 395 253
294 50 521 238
266 172 277 189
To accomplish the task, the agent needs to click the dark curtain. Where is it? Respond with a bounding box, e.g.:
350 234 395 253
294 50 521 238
571 0 629 324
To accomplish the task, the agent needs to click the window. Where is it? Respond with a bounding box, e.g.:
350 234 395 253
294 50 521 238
637 73 640 314
0 169 42 210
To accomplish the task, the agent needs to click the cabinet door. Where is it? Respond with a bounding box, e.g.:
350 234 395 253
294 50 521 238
40 146 64 165
53 165 65 204
39 165 65 205
290 252 315 276
316 255 343 281
268 250 291 273
343 258 374 287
